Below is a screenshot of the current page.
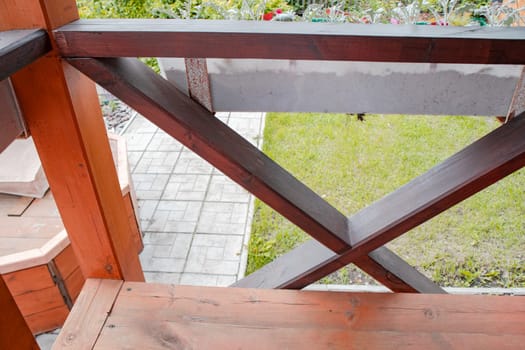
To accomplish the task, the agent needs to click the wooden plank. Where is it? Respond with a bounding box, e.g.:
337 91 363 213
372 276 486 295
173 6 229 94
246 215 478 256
64 267 85 303
0 276 39 349
14 285 65 317
6 0 144 281
0 231 70 275
61 281 525 349
68 57 440 292
0 29 50 80
235 112 525 289
54 245 78 281
7 196 35 217
52 279 122 350
55 20 525 64
25 305 69 335
3 264 55 295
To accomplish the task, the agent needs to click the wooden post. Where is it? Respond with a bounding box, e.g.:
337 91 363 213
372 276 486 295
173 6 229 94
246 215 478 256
0 0 144 281
0 276 39 349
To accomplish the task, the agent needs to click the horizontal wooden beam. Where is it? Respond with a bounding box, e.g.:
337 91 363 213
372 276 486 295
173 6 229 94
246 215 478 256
55 20 525 64
67 57 440 292
56 279 525 349
236 112 525 289
0 29 50 80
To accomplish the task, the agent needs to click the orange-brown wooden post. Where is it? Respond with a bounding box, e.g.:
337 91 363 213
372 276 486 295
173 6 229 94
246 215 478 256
0 0 144 282
0 276 39 349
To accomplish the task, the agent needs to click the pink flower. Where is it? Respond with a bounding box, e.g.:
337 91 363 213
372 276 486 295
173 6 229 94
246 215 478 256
275 8 283 14
390 18 399 24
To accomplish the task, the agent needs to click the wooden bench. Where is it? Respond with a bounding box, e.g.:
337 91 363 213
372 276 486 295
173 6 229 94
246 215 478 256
52 278 525 349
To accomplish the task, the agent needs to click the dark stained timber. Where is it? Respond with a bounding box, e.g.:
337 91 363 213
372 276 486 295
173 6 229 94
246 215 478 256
67 57 351 254
236 113 525 289
67 57 442 292
0 29 50 80
55 20 525 64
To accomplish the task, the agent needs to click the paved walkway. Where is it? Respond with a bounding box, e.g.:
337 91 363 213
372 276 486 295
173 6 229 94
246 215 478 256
125 111 265 286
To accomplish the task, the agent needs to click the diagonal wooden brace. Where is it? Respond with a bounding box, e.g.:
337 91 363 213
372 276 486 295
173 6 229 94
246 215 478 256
235 112 525 289
67 57 442 293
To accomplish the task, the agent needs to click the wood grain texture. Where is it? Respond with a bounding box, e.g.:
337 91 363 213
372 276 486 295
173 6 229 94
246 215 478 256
64 267 85 303
3 264 55 295
235 113 525 289
55 20 525 64
54 245 78 281
52 279 122 350
59 280 525 349
0 29 51 81
0 276 39 349
25 305 69 335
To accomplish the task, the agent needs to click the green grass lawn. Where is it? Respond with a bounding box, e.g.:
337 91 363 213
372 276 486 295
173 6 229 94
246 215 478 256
246 113 525 288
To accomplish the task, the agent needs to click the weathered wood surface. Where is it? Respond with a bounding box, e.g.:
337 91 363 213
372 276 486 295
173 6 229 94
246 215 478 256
67 57 441 293
0 276 39 349
55 20 525 64
236 112 525 289
0 29 50 81
3 261 70 334
56 279 525 349
52 279 122 350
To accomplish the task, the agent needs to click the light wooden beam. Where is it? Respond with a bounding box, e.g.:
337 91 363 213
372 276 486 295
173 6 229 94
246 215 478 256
2 0 144 281
236 112 525 289
55 19 525 64
67 57 442 292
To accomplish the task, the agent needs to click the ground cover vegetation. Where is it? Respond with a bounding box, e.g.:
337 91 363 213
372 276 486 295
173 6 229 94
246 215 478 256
247 114 525 288
77 0 525 287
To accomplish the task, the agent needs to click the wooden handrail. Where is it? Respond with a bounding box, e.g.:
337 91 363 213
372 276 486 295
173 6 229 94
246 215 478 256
0 29 50 81
55 20 525 64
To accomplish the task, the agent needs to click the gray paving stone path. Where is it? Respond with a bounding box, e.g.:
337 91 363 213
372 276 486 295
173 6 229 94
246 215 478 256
126 111 265 286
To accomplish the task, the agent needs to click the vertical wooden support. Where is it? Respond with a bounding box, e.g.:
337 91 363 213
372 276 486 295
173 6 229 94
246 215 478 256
0 276 39 349
1 0 144 281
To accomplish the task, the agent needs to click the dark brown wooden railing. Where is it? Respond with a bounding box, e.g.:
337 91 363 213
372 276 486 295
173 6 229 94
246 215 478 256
56 19 525 63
